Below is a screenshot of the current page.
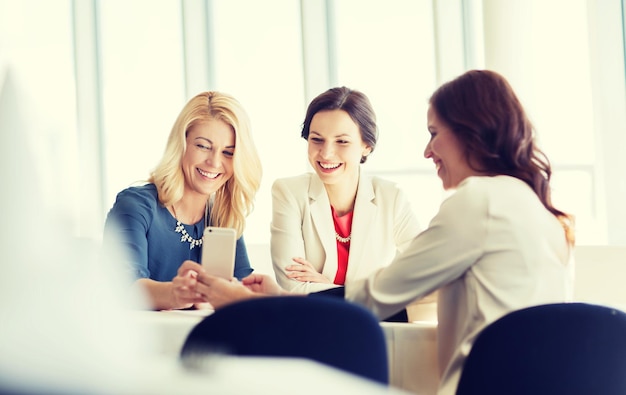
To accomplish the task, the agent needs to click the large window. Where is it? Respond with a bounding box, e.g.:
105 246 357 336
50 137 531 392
99 0 186 204
0 0 78 222
210 0 305 242
480 0 600 243
332 0 443 228
1 0 624 246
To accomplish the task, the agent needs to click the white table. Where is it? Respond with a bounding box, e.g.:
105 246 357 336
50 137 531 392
131 309 440 395
382 321 440 395
4 354 411 395
142 356 410 395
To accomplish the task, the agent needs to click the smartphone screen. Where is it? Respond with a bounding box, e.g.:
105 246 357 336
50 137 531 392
201 227 236 279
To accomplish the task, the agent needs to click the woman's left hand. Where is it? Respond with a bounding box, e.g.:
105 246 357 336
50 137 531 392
286 257 331 284
195 272 256 309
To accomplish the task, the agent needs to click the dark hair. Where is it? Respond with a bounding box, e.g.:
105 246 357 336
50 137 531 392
301 87 378 164
429 69 574 244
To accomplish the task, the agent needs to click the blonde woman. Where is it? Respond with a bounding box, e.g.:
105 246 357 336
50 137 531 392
104 91 262 310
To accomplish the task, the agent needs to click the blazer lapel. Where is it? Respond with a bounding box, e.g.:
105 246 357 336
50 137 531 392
346 171 376 281
308 174 338 278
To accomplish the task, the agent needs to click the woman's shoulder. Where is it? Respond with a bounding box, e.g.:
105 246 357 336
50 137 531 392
366 175 408 200
112 183 160 210
272 173 315 190
458 175 532 195
441 177 492 211
368 175 402 190
446 175 534 212
115 183 158 199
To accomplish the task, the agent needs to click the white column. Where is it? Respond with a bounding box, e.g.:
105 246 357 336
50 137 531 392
181 0 214 96
73 0 105 239
300 0 332 103
481 0 535 101
586 0 626 244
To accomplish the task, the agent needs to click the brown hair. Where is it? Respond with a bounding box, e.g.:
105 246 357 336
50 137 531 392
301 87 378 163
429 70 574 244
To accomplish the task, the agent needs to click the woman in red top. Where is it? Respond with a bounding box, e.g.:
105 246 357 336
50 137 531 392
269 87 422 297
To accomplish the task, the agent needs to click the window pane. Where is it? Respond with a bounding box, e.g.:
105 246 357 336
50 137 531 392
99 0 185 210
333 0 440 226
521 0 595 166
551 169 605 244
212 0 305 244
334 0 437 171
383 173 446 228
490 0 601 243
0 0 78 217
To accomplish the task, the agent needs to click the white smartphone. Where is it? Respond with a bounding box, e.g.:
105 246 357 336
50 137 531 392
201 226 237 279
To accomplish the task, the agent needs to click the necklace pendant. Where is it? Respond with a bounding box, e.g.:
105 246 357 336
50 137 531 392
174 220 203 248
175 222 184 233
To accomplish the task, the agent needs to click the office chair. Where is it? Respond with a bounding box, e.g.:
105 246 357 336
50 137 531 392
180 296 389 384
455 302 626 395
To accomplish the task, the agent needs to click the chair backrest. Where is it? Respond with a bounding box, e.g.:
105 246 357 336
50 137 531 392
180 296 389 384
455 302 626 395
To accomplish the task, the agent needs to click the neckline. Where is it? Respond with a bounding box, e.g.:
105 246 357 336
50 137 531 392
331 206 353 242
170 202 208 226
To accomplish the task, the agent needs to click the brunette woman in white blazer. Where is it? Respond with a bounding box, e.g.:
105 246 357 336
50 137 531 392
197 70 575 395
270 87 422 294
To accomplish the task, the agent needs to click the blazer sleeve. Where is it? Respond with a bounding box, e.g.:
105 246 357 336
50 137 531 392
392 184 422 252
270 178 339 294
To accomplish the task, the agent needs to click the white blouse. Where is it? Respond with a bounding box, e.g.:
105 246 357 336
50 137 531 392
346 175 574 395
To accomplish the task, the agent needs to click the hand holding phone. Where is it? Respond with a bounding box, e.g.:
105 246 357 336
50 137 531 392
201 227 236 279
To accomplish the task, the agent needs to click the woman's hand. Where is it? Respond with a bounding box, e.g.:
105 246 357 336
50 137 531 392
195 273 291 310
241 273 288 295
286 257 332 284
195 273 255 309
169 260 206 309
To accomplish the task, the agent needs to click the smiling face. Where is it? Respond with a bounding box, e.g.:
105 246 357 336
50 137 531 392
424 105 476 190
307 110 371 186
181 119 235 198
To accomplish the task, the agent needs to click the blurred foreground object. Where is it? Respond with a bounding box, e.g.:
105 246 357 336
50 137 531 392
0 63 151 395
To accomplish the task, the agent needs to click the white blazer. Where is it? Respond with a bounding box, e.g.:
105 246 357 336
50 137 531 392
270 171 421 293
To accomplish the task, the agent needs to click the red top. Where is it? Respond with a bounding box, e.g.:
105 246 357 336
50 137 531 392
331 206 353 285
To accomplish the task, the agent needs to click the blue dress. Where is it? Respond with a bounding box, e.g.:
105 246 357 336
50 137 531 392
103 183 253 282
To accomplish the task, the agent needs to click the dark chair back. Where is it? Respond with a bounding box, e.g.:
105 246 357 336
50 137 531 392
456 302 626 395
181 296 389 384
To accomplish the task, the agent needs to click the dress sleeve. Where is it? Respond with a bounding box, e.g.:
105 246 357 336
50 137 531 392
233 234 254 280
103 188 154 279
346 181 489 319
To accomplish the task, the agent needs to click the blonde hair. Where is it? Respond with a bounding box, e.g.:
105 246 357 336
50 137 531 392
149 91 262 237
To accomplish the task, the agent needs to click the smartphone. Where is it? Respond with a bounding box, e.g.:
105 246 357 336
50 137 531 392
201 226 237 279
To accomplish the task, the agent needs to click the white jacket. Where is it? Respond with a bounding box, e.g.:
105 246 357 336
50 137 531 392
270 171 421 293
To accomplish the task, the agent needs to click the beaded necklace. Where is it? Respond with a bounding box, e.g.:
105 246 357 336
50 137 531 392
172 203 208 250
